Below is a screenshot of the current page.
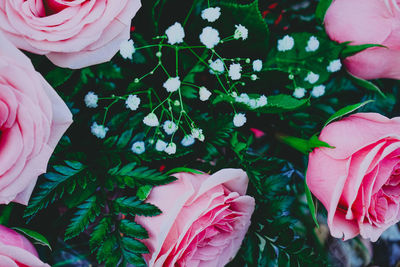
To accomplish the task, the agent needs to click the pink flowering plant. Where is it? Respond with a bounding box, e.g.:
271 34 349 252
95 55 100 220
1 0 400 266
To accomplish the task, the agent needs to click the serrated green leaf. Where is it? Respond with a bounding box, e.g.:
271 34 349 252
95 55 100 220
137 185 153 201
65 195 101 240
114 197 161 217
120 220 148 239
323 100 374 127
12 228 51 250
122 237 149 254
90 217 112 251
122 250 146 266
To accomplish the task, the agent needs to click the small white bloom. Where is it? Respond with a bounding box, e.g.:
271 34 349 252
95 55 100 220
165 22 185 45
256 95 268 107
234 24 248 40
209 59 225 74
277 35 294 52
304 72 319 84
125 95 141 111
251 74 258 81
199 86 212 101
91 122 109 139
327 59 342 72
181 135 195 147
155 139 168 152
235 93 250 104
311 85 326 98
163 77 181 92
305 36 319 52
84 92 98 108
199 27 220 49
233 113 247 127
201 7 221 22
163 120 178 135
165 142 177 155
119 39 135 60
248 99 257 109
293 88 306 99
131 141 145 154
191 128 204 141
252 59 263 72
143 113 159 127
228 63 242 80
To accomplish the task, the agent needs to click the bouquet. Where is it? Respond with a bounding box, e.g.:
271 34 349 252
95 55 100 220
1 0 400 266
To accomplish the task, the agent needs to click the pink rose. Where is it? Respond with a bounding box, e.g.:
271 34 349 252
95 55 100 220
307 113 400 241
0 0 142 69
0 33 72 205
325 0 400 80
136 169 255 266
0 225 49 266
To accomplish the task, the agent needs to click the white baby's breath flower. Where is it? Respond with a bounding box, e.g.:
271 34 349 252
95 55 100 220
233 113 247 127
235 93 250 104
163 120 178 135
165 142 177 155
293 88 306 99
311 85 326 98
131 141 145 154
228 63 242 80
125 95 140 111
84 92 98 108
234 24 248 40
91 122 108 139
305 36 319 52
209 59 225 74
143 113 159 127
191 128 205 141
155 139 168 152
119 39 135 59
199 27 220 49
163 77 181 92
256 95 268 107
252 59 263 72
199 86 212 101
277 35 294 52
304 72 319 84
201 7 221 22
165 22 185 45
327 59 342 72
181 135 195 147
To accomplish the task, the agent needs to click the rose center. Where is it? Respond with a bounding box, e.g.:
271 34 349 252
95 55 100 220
43 0 87 16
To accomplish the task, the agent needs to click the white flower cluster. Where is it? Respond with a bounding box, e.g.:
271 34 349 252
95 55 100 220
304 71 319 84
293 87 306 99
84 92 98 108
166 22 185 45
234 24 248 40
327 59 342 72
201 7 221 22
199 87 212 101
163 120 178 135
131 141 145 154
119 39 135 60
200 26 220 49
305 36 319 52
252 59 262 72
163 77 181 92
277 35 294 52
91 122 109 139
234 93 268 109
311 85 326 98
191 128 205 142
143 113 159 127
209 59 225 74
233 113 247 127
228 63 242 80
125 95 141 111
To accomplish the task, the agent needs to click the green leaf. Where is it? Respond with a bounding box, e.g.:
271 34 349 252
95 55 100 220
96 235 117 264
315 0 332 23
341 43 386 58
25 161 88 218
347 72 385 97
90 217 112 251
95 62 123 79
122 237 149 254
114 197 161 217
137 185 153 201
65 195 101 240
304 175 319 228
324 100 374 127
259 95 309 113
46 68 74 88
122 250 146 266
277 134 333 154
120 220 148 239
12 228 51 250
166 167 203 175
